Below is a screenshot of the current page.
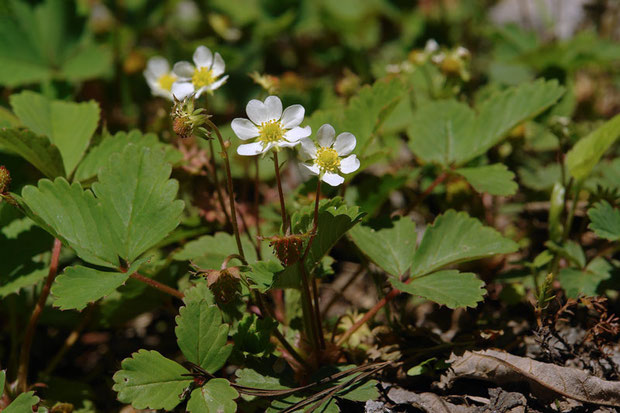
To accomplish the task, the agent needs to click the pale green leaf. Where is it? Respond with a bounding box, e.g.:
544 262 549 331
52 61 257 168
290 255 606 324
21 178 119 268
588 201 620 241
113 349 191 411
175 300 232 373
392 270 485 309
559 257 612 298
74 130 183 182
10 91 100 175
0 128 65 178
411 210 518 277
349 216 416 276
565 114 620 181
187 378 239 413
173 232 259 269
92 144 185 263
51 266 128 311
455 164 518 196
3 391 39 413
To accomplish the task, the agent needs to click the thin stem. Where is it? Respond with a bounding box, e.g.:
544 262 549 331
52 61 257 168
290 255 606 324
18 238 62 393
273 151 288 233
207 138 232 227
205 118 245 260
419 171 448 204
129 272 184 300
299 264 322 353
254 157 262 259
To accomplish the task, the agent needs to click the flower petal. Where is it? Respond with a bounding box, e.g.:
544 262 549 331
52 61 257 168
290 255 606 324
280 104 305 129
246 99 269 124
211 52 225 76
193 45 213 68
317 124 336 147
333 132 356 156
284 126 311 143
302 163 320 176
237 142 265 156
264 96 283 121
172 61 195 79
171 82 195 100
231 118 260 140
194 86 208 99
339 154 360 174
206 75 228 91
300 138 317 160
278 140 301 148
145 56 170 77
322 172 345 186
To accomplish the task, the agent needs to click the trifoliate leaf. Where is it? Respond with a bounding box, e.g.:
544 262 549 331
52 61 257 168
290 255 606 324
349 216 416 276
20 178 119 268
454 164 518 196
392 270 485 309
10 91 100 175
559 257 612 298
74 130 183 182
173 232 259 269
565 114 620 181
92 144 185 263
175 300 232 373
51 266 128 311
408 79 564 167
588 201 620 241
112 349 191 411
187 378 239 413
411 210 518 277
3 391 39 413
0 128 65 178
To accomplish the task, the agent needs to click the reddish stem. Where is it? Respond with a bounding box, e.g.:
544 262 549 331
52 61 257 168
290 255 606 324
18 238 62 393
419 171 448 203
129 272 184 300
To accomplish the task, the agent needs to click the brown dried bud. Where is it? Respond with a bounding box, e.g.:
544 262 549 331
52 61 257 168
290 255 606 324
0 166 10 194
264 234 306 267
204 267 242 304
173 116 193 139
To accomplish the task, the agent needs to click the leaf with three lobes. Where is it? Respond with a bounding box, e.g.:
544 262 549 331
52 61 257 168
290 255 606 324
0 128 65 178
112 349 191 411
349 216 416 277
187 378 239 413
10 91 100 175
559 257 612 299
175 300 232 373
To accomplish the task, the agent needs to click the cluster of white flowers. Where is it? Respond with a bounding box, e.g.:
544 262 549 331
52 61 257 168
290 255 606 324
144 45 228 101
144 48 360 186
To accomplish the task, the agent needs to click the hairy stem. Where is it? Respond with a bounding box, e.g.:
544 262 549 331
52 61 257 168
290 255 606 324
206 138 232 227
18 238 62 393
129 272 184 300
273 152 288 233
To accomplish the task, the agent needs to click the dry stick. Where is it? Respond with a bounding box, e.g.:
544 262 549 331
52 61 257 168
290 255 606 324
129 272 184 300
205 118 245 259
43 303 96 377
272 152 288 233
206 138 232 227
18 238 62 393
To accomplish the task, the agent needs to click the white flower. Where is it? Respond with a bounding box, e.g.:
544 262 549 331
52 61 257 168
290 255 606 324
299 124 360 187
231 96 311 156
171 45 229 99
144 57 177 100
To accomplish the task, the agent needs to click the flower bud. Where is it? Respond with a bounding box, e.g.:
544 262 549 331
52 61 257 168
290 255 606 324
0 166 10 194
171 96 210 139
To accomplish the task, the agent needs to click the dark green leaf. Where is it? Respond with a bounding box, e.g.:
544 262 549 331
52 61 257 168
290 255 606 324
559 258 612 298
588 201 620 241
455 164 518 196
51 266 128 311
0 128 65 178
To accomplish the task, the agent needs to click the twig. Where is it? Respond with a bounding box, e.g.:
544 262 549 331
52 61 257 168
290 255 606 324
129 272 184 300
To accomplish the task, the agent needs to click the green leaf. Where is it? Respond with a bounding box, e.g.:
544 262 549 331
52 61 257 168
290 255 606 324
112 349 191 411
3 391 40 413
349 216 416 276
0 128 65 178
565 114 620 181
408 79 564 167
175 300 232 373
10 91 100 175
245 260 284 293
74 130 183 182
454 164 518 196
392 270 485 309
411 210 518 277
546 240 586 269
0 370 5 398
92 144 185 263
588 201 620 241
187 378 239 413
559 257 612 298
173 232 259 269
21 178 120 268
51 266 128 311
233 314 277 355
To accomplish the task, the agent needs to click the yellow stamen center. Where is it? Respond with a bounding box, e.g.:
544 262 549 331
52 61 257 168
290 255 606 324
258 120 285 145
315 146 340 173
192 67 215 89
158 73 177 91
